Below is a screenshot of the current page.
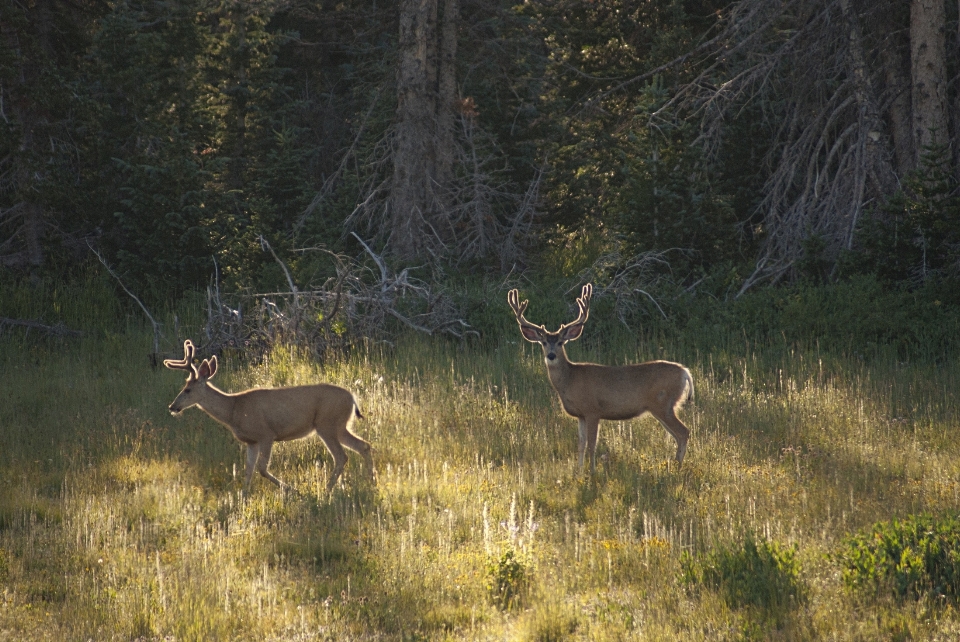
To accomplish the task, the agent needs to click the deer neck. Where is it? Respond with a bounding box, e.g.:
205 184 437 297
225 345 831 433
195 382 238 427
544 348 574 394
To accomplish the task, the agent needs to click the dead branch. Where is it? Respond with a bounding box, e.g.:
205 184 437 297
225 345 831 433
87 240 162 361
196 238 477 361
0 316 82 337
647 0 900 293
297 88 384 233
576 249 675 325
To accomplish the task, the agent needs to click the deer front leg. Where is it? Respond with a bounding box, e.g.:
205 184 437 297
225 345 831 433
583 417 601 473
577 417 587 469
255 440 293 491
243 443 260 495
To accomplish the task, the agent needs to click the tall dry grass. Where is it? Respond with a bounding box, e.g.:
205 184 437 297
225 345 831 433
1 314 960 640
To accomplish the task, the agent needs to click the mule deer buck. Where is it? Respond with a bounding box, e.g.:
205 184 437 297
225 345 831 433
164 340 375 495
507 284 693 471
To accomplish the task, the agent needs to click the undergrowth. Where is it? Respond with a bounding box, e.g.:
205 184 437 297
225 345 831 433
837 512 960 601
679 534 804 612
2 272 960 639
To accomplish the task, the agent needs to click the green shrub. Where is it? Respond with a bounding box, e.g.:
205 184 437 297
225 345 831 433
486 547 532 611
837 513 960 600
680 535 804 611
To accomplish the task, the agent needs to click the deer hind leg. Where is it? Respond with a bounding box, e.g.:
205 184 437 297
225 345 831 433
340 429 376 484
652 408 690 464
317 433 348 492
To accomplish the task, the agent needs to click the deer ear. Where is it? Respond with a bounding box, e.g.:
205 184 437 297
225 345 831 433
519 325 542 343
560 323 584 342
198 356 218 379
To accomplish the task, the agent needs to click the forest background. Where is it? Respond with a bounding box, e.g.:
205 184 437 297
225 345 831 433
3 0 960 347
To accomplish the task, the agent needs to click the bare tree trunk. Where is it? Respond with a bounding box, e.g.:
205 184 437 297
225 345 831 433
839 0 897 250
389 0 438 260
388 0 460 262
436 0 460 191
910 0 950 161
880 31 916 177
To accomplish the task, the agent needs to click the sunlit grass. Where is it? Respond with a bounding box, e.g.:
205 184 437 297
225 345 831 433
2 322 960 639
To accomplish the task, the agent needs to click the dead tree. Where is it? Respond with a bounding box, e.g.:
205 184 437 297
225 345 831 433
337 0 538 271
195 236 477 364
602 0 956 292
386 0 461 261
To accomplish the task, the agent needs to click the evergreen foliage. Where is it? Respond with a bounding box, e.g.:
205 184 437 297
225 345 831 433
1 0 958 312
845 145 960 288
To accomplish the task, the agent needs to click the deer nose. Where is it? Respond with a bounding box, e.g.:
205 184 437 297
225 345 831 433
546 352 556 361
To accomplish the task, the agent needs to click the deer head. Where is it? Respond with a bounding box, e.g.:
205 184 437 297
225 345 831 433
507 284 592 364
164 340 219 414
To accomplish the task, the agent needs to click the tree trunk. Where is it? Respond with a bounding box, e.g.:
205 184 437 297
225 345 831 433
838 0 898 249
436 0 460 192
388 0 459 262
389 0 437 260
880 30 915 177
910 0 950 162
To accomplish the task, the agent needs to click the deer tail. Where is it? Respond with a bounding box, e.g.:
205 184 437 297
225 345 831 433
678 367 694 407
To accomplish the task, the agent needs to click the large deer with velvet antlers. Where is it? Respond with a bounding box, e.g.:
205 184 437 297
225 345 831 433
507 284 693 471
164 340 375 495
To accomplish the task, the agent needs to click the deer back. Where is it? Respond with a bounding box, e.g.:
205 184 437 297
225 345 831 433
228 383 358 442
553 360 692 421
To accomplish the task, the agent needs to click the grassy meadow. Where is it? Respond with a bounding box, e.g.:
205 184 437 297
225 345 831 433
3 283 960 640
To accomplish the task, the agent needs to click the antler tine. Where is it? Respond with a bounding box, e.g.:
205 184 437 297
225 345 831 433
163 339 198 375
508 289 550 333
507 289 530 322
562 283 592 329
579 283 593 308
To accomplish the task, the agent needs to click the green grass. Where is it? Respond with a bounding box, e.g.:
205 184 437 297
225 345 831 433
3 311 960 640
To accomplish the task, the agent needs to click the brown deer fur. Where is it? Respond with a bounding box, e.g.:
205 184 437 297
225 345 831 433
164 340 375 494
507 284 693 471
